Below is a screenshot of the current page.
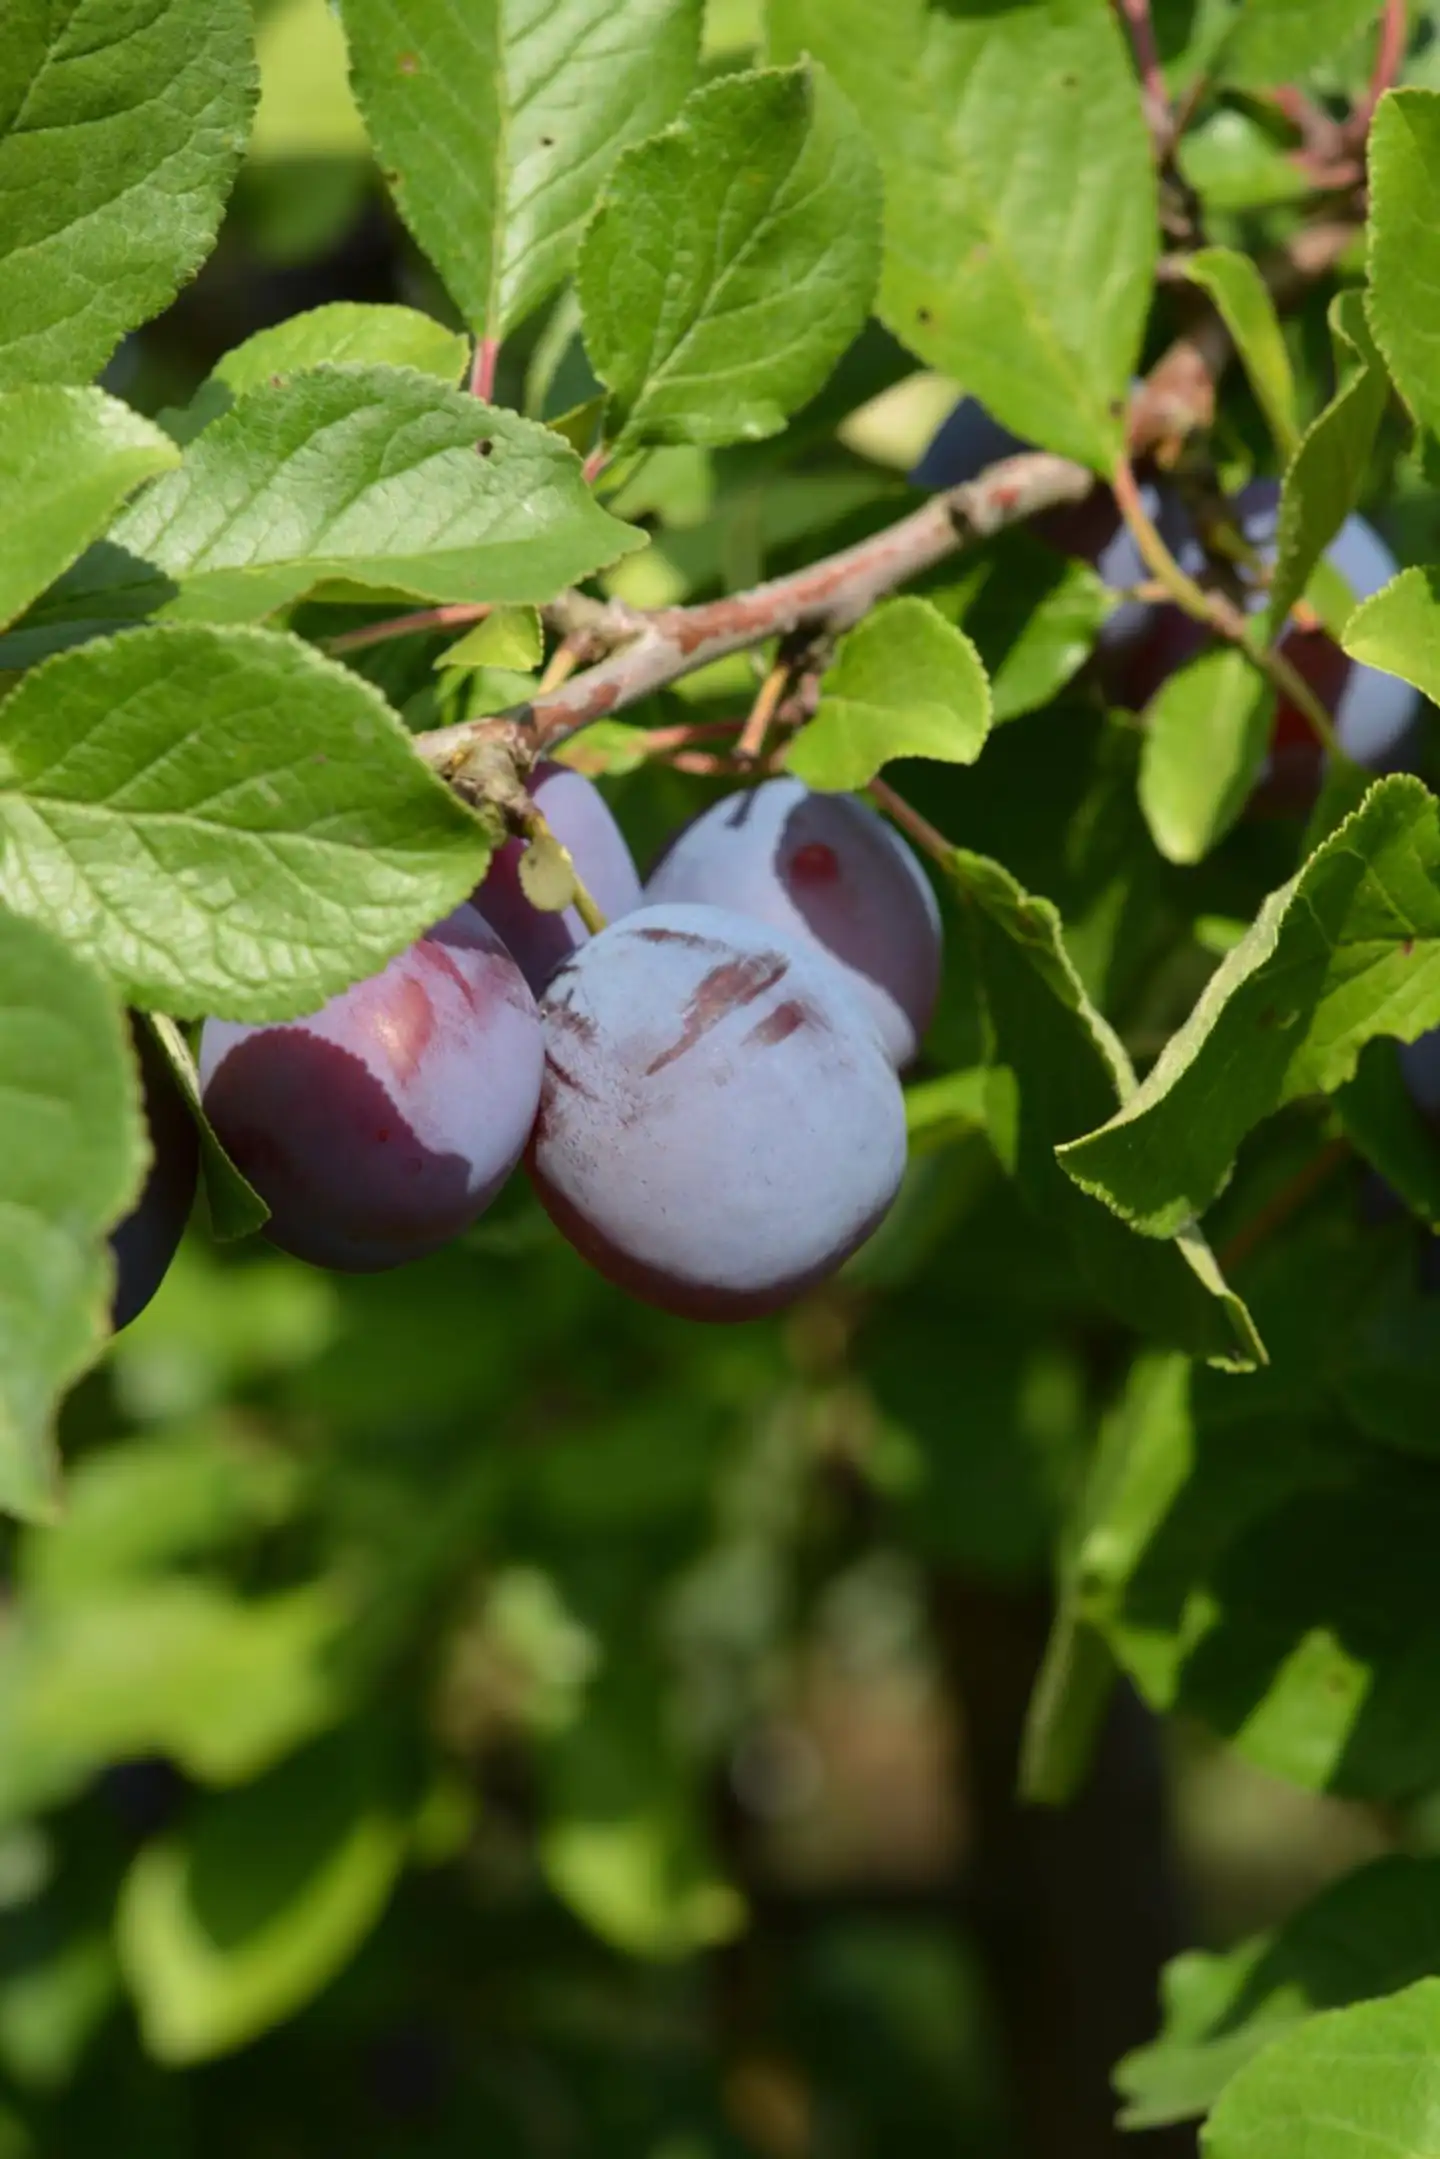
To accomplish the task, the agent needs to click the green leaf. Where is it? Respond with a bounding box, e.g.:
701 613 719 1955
146 1015 269 1240
20 370 643 652
0 624 491 1021
0 390 178 635
1060 778 1440 1240
0 1578 345 1821
1366 91 1440 443
1343 564 1440 701
1204 1978 1440 2159
438 606 543 674
164 304 470 444
1181 247 1299 461
0 911 142 1522
1331 1038 1440 1232
1216 0 1379 88
785 598 990 790
1119 1856 1440 2129
339 0 703 341
1074 1317 1440 1799
932 531 1115 724
117 1729 408 2062
766 0 1157 473
1138 644 1276 865
554 720 656 777
0 0 257 389
903 1066 993 1151
578 64 882 453
1019 1610 1116 1807
540 1673 744 1959
21 1429 299 1608
945 850 1261 1368
249 0 367 161
1265 291 1388 640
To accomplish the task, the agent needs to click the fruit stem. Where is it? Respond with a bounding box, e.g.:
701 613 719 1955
325 603 491 656
867 777 954 871
736 658 792 765
513 799 609 936
1111 452 1352 766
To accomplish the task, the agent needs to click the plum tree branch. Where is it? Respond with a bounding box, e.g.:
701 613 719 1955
410 216 1361 782
417 452 1093 773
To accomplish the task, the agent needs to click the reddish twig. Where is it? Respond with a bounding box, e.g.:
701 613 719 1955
324 602 491 656
416 452 1093 769
470 336 499 402
1349 0 1408 146
1269 85 1349 162
406 216 1359 782
1218 1138 1352 1272
736 658 793 765
866 778 956 870
1113 0 1172 148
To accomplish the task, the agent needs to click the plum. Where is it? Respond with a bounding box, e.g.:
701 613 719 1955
1108 483 1418 777
643 780 941 1069
528 903 908 1319
199 905 543 1272
472 761 641 992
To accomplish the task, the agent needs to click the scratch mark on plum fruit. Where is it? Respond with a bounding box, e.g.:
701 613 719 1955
544 1054 601 1102
645 956 789 1075
632 925 724 950
547 1001 599 1043
746 999 818 1049
416 941 479 1008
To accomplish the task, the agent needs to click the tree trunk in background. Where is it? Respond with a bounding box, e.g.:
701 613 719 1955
931 1577 1196 2159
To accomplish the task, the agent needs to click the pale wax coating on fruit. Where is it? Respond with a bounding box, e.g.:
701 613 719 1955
643 779 941 1070
199 905 543 1272
528 903 908 1320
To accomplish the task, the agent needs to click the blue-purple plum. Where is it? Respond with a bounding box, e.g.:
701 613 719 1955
910 396 1030 491
643 780 941 1069
199 905 543 1272
472 761 641 992
528 903 907 1319
111 1019 199 1330
912 395 1185 659
1108 484 1418 779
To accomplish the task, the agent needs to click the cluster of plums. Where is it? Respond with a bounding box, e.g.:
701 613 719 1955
107 398 1434 1330
111 771 942 1326
915 396 1422 781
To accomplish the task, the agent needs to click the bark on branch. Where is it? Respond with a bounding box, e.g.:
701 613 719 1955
414 219 1360 782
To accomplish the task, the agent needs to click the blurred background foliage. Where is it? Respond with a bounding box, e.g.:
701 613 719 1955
9 2 1440 2154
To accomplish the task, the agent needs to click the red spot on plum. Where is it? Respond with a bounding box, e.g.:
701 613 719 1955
787 841 840 886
